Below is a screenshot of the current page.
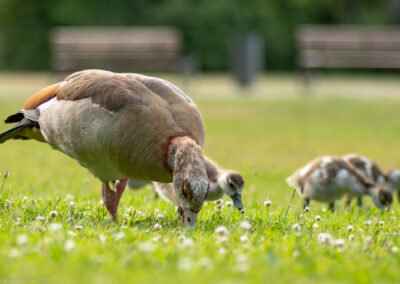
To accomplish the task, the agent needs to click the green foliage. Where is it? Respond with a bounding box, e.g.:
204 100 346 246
0 0 397 70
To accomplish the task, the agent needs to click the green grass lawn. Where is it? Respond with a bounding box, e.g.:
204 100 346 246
0 74 400 283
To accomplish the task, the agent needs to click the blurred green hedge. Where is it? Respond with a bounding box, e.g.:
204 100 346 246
0 0 398 71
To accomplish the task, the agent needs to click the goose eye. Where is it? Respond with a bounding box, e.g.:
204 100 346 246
229 182 234 188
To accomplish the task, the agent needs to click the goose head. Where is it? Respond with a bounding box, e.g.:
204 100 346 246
369 185 393 209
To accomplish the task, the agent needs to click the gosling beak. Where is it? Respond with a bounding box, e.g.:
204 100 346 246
230 193 243 211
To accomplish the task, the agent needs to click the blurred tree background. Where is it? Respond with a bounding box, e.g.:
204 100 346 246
0 0 399 71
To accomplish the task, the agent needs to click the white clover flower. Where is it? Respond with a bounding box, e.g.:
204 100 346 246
364 235 373 246
315 215 322 221
236 254 248 264
49 210 58 218
31 199 37 205
180 237 194 249
214 199 223 205
120 225 127 230
364 220 371 226
157 214 164 219
67 230 76 237
99 200 104 205
49 223 63 232
240 235 249 243
292 250 301 258
198 257 213 270
139 242 155 253
347 225 354 232
36 215 45 221
391 246 399 253
216 205 225 211
318 233 332 244
379 221 384 226
274 220 279 225
114 232 125 241
99 234 106 243
21 205 26 210
22 196 28 202
9 248 20 258
332 238 345 248
151 236 161 243
69 201 76 210
217 236 229 244
218 247 227 255
214 226 229 236
292 223 301 231
264 200 271 207
225 201 233 207
348 234 355 241
16 235 29 246
154 208 160 215
153 223 162 230
74 225 83 231
178 257 193 271
322 208 327 212
239 221 252 231
65 194 74 200
313 223 318 229
64 240 76 252
304 207 310 212
240 209 246 214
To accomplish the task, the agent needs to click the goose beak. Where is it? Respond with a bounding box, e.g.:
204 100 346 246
178 207 198 228
230 193 243 211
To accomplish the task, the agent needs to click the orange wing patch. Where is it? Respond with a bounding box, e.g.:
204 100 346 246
23 82 62 110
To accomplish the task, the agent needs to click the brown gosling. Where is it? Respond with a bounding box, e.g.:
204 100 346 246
286 156 393 211
342 153 399 206
129 156 245 210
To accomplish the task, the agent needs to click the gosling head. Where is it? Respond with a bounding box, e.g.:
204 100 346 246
176 176 209 228
218 171 245 211
369 185 393 209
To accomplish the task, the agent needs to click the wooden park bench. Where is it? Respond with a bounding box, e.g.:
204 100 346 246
50 27 182 72
296 25 400 84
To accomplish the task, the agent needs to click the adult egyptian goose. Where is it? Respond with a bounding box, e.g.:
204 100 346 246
129 156 245 210
286 156 392 211
0 69 209 227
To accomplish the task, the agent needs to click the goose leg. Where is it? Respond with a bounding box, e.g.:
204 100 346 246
102 182 118 219
115 179 128 206
101 178 128 220
328 202 335 212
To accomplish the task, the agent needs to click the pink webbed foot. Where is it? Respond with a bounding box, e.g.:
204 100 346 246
101 178 128 221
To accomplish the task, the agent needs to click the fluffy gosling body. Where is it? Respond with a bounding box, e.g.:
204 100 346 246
287 156 392 211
